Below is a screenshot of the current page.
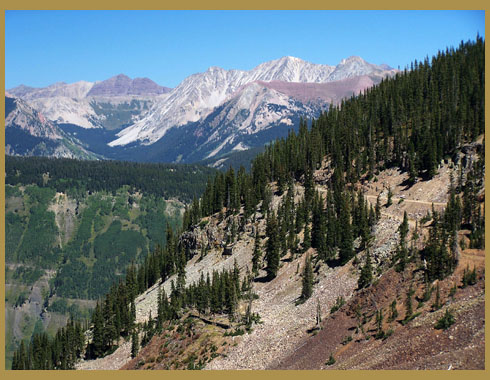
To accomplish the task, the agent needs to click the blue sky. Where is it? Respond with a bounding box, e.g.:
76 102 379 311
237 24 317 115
5 10 485 89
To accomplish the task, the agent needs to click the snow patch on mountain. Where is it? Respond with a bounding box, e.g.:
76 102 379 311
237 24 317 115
249 56 335 83
328 56 395 82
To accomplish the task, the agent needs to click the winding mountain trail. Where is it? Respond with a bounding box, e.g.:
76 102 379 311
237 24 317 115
364 194 447 207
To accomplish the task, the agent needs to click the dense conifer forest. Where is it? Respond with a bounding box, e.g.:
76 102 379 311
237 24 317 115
11 37 484 369
5 156 217 202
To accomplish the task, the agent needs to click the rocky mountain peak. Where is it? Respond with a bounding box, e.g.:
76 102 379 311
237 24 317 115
339 55 366 65
278 56 303 64
8 84 38 98
87 74 170 97
114 73 131 80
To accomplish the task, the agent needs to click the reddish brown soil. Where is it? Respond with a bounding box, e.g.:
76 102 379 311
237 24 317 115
271 249 485 370
122 316 235 370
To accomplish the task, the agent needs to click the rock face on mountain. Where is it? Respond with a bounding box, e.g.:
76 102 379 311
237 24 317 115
28 96 101 129
327 56 389 81
8 75 170 99
176 82 328 161
86 74 171 96
187 74 385 161
5 96 99 159
6 96 63 140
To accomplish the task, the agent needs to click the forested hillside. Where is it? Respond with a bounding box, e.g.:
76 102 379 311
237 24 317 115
5 156 217 202
11 37 485 370
5 157 216 369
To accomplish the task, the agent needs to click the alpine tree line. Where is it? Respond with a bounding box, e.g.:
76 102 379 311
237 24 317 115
12 37 484 369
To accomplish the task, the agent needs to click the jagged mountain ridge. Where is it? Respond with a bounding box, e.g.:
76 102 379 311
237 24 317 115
109 56 396 147
8 81 95 100
6 56 396 163
105 74 385 163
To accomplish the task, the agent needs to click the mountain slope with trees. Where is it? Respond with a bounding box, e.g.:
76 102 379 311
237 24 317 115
5 157 216 369
11 37 484 370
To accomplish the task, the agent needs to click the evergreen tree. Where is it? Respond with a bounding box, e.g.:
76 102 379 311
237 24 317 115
358 250 373 289
386 186 393 207
389 299 398 322
375 193 381 220
303 223 312 253
404 284 415 322
265 212 280 279
316 298 322 329
432 282 442 311
375 309 384 339
131 330 139 358
304 166 315 205
338 193 354 264
311 194 327 260
91 301 106 358
301 255 314 301
395 211 409 272
262 186 272 217
252 231 262 277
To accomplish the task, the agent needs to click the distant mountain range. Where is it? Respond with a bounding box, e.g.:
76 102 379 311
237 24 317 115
6 56 396 163
8 74 170 99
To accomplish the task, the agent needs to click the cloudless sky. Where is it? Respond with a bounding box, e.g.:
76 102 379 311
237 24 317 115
5 10 485 89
